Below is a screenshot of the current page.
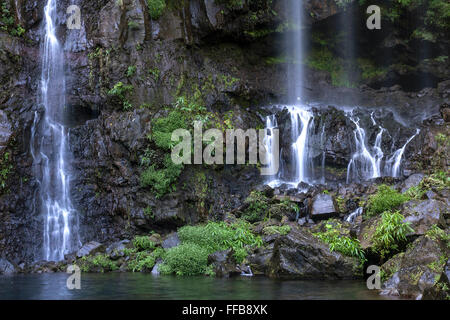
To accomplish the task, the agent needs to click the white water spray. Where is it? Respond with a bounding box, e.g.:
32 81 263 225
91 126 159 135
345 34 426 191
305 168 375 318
290 107 313 185
385 129 420 177
31 0 79 261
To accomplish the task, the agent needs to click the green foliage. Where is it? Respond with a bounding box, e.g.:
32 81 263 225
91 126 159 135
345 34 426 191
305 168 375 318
425 0 450 29
177 220 263 264
214 0 244 10
372 211 414 258
420 171 450 191
127 20 140 30
148 67 160 81
147 0 166 20
262 225 291 236
411 28 436 42
405 185 426 200
435 133 448 146
0 3 25 37
241 191 270 223
132 236 156 251
144 206 154 218
126 65 137 77
150 110 187 150
0 152 12 191
425 225 450 247
140 108 188 198
357 58 388 80
366 185 410 217
108 82 134 110
159 243 210 276
314 222 366 263
140 155 183 198
78 254 118 273
305 48 356 88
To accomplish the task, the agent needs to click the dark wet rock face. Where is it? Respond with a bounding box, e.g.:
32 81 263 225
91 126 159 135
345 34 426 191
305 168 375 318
0 2 447 304
76 241 105 258
0 258 16 274
310 194 338 220
381 235 449 299
401 200 447 236
265 226 361 279
207 249 240 278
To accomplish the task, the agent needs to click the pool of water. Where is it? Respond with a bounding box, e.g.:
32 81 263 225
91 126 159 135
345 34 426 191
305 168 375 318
0 273 392 300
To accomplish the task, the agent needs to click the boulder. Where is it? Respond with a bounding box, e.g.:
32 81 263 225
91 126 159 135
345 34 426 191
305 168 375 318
381 235 449 299
247 244 277 276
310 194 338 220
161 232 180 249
267 227 361 279
401 200 447 236
400 173 424 193
76 241 105 258
106 240 131 260
207 249 240 277
0 258 15 274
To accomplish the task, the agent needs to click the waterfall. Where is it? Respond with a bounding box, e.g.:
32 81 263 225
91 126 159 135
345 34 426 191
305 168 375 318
264 114 280 187
286 0 305 102
385 129 420 177
346 207 363 224
31 0 80 261
264 106 420 188
289 106 313 185
346 113 384 183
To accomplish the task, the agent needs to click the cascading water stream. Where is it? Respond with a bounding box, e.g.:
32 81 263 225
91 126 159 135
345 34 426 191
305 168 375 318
264 114 279 187
385 129 420 177
31 0 80 261
289 107 313 185
346 113 384 183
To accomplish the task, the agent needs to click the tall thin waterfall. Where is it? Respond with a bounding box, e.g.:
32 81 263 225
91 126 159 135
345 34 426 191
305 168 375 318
31 0 79 261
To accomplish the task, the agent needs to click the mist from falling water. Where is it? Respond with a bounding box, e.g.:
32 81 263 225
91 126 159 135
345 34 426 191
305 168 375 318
286 0 305 102
31 0 80 261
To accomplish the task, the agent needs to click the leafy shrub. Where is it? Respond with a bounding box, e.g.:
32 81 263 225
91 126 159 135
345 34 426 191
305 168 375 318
177 220 263 264
420 171 450 191
140 155 184 198
372 211 414 258
160 220 263 276
150 110 187 150
126 65 137 77
314 222 366 263
262 225 291 236
241 191 270 223
132 236 156 251
147 0 166 20
425 225 450 246
78 254 118 273
366 185 410 217
108 82 134 110
159 243 210 276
